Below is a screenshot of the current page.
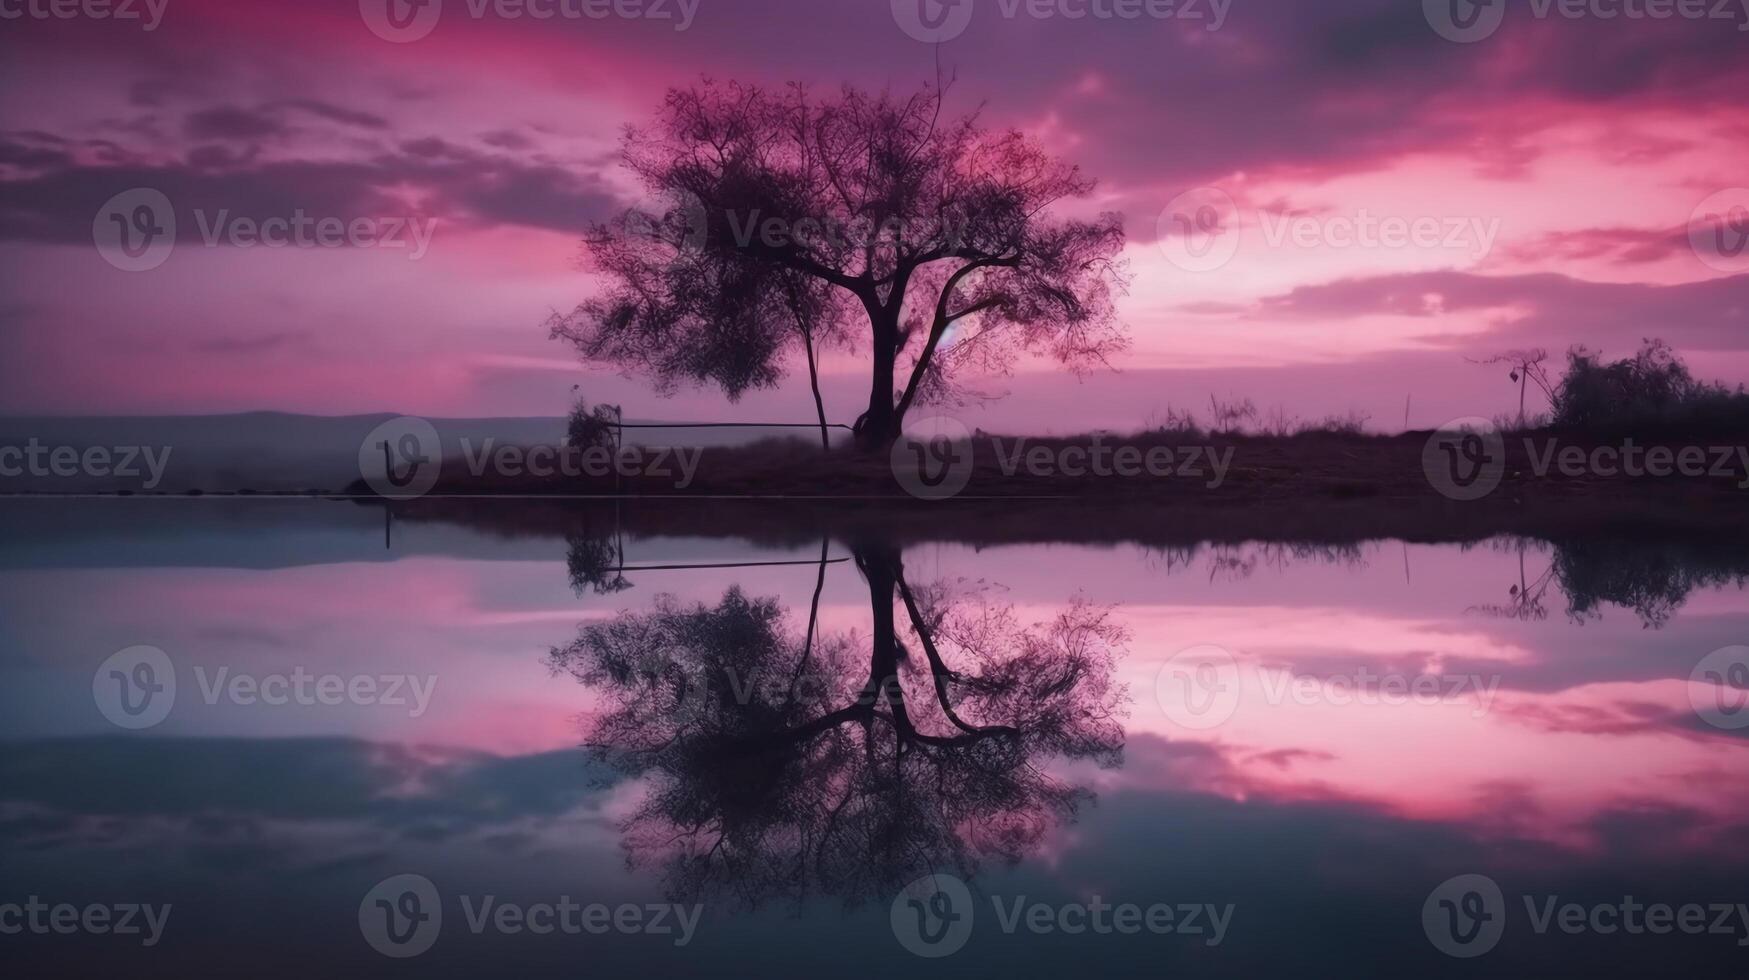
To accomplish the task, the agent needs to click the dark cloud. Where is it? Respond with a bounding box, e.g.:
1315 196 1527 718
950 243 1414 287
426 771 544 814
1502 698 1749 746
184 105 286 141
400 136 465 158
481 128 535 150
0 136 72 170
274 99 390 130
453 162 621 234
1505 225 1693 266
0 736 615 828
0 143 620 244
185 143 259 169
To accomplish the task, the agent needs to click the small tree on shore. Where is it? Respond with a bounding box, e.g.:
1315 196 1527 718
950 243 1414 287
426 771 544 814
565 395 620 450
1469 348 1553 430
550 80 1129 449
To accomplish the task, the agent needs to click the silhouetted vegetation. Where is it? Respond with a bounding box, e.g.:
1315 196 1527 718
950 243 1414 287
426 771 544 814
565 397 621 450
1550 339 1749 435
545 543 1127 908
550 80 1129 449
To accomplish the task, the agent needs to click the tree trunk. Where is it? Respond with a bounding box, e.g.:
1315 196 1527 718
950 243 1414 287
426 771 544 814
855 544 910 729
855 307 901 450
801 328 830 452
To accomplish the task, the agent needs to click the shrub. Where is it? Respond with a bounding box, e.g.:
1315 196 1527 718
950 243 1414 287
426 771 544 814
567 398 621 450
1550 339 1749 434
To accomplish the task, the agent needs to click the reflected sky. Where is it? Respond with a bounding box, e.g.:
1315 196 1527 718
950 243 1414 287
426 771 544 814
2 502 1746 975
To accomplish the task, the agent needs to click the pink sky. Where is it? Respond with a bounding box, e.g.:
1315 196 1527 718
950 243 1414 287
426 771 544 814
2 0 1747 430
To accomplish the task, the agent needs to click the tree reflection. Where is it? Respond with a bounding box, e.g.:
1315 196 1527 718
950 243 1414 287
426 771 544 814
1553 536 1747 629
565 526 631 595
1469 535 1749 629
546 542 1127 909
1469 538 1555 622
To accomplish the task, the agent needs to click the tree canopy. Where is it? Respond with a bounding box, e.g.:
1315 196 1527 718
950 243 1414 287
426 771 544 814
551 80 1129 447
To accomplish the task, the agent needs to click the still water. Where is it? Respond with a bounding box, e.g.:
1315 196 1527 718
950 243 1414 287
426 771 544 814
2 500 1746 976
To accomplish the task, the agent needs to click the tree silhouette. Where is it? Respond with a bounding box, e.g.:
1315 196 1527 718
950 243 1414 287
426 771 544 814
1469 349 1553 429
545 542 1128 907
550 81 1129 449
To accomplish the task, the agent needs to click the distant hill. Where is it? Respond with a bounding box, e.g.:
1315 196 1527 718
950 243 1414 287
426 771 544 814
0 413 827 493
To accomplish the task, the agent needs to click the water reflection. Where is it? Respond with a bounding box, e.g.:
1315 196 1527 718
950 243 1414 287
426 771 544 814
2 501 1748 975
548 541 1126 909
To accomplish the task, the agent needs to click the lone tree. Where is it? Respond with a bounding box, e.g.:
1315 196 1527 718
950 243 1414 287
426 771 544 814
1468 348 1553 429
551 80 1129 449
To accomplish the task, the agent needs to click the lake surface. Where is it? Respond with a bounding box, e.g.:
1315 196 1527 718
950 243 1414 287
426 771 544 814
3 499 1747 976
